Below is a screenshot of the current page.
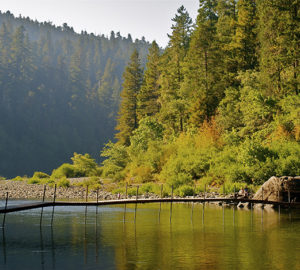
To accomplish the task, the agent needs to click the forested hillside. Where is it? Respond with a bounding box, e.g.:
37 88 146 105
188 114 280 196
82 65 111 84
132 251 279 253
102 0 299 187
0 10 150 178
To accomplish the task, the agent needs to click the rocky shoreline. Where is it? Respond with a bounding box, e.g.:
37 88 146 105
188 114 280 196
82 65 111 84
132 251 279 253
0 179 228 201
0 180 115 201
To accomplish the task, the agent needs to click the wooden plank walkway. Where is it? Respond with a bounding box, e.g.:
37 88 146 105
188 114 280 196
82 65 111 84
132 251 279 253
1 198 299 214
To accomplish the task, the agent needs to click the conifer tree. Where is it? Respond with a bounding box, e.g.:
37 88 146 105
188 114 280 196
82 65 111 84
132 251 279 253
233 0 257 71
159 5 193 134
116 49 143 145
181 0 219 127
137 40 161 119
257 0 299 96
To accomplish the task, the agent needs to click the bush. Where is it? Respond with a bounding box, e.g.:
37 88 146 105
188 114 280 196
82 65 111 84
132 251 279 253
56 177 70 188
27 178 41 184
11 176 25 181
0 176 6 180
33 171 50 179
127 165 154 183
166 173 193 189
175 185 194 197
75 176 102 190
51 163 81 178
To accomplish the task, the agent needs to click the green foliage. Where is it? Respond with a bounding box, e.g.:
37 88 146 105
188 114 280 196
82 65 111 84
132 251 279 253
71 153 101 176
75 176 102 190
0 11 150 179
11 176 25 181
115 49 144 146
32 172 50 179
27 178 41 184
56 177 70 188
137 41 161 119
101 141 129 181
0 176 6 180
175 185 194 197
51 163 79 178
51 153 101 178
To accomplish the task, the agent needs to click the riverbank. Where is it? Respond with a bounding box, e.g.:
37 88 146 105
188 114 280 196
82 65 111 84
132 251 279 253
0 179 232 201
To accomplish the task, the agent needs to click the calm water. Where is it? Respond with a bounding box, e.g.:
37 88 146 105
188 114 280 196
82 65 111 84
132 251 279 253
0 201 299 270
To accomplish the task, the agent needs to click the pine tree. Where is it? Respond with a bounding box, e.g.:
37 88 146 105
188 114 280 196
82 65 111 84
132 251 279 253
257 0 299 96
233 0 257 71
159 6 193 134
137 40 161 119
215 0 238 87
181 0 220 127
116 49 143 145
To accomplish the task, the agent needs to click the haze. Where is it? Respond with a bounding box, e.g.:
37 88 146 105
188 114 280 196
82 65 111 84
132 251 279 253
0 0 199 47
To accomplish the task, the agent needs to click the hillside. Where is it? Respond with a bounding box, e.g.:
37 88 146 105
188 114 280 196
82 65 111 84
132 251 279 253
0 10 150 177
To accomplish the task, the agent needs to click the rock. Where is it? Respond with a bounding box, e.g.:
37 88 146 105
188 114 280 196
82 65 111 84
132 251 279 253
237 202 245 208
253 176 300 202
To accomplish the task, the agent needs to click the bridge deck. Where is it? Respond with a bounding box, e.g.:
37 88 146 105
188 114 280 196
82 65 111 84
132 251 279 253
1 198 299 214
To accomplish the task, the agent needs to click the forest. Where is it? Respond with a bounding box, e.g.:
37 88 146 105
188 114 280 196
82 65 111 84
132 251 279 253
101 0 299 189
1 0 299 192
0 10 150 178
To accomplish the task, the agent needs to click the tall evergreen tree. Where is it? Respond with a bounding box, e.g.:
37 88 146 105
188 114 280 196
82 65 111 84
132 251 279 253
116 49 143 145
137 40 161 119
257 0 299 96
181 0 220 127
233 0 257 71
159 6 193 134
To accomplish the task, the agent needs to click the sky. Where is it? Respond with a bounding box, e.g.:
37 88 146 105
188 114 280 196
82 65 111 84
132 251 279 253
0 0 199 47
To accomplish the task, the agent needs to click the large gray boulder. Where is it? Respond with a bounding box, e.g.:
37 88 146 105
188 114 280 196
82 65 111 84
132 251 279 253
253 176 300 202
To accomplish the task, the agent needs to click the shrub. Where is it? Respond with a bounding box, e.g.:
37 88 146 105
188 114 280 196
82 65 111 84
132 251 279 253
0 176 6 180
27 178 41 184
51 163 80 178
56 177 70 188
175 185 194 197
101 141 129 181
11 176 24 181
75 176 102 190
166 173 193 189
128 165 154 183
33 171 50 179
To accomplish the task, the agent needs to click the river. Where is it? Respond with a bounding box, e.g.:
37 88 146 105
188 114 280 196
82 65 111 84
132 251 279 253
0 201 299 269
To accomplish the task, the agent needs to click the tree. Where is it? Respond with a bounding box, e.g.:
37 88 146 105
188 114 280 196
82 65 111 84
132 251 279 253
137 41 161 119
181 0 220 127
116 49 143 145
233 0 258 71
257 0 299 96
159 5 193 134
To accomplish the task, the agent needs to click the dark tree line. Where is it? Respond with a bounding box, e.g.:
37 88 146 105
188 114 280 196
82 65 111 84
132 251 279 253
0 10 150 178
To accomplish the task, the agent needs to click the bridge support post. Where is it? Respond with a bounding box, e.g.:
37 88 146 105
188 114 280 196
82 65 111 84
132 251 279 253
40 185 46 227
42 185 46 203
136 185 139 200
262 187 264 207
85 185 89 202
2 192 8 228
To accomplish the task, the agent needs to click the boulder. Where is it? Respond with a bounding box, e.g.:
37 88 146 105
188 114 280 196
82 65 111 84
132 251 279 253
253 176 300 202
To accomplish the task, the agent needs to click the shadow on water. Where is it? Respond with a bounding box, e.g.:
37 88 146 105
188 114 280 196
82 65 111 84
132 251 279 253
2 227 6 265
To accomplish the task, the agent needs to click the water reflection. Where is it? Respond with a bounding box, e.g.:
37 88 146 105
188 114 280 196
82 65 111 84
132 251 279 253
2 228 6 265
0 203 299 270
